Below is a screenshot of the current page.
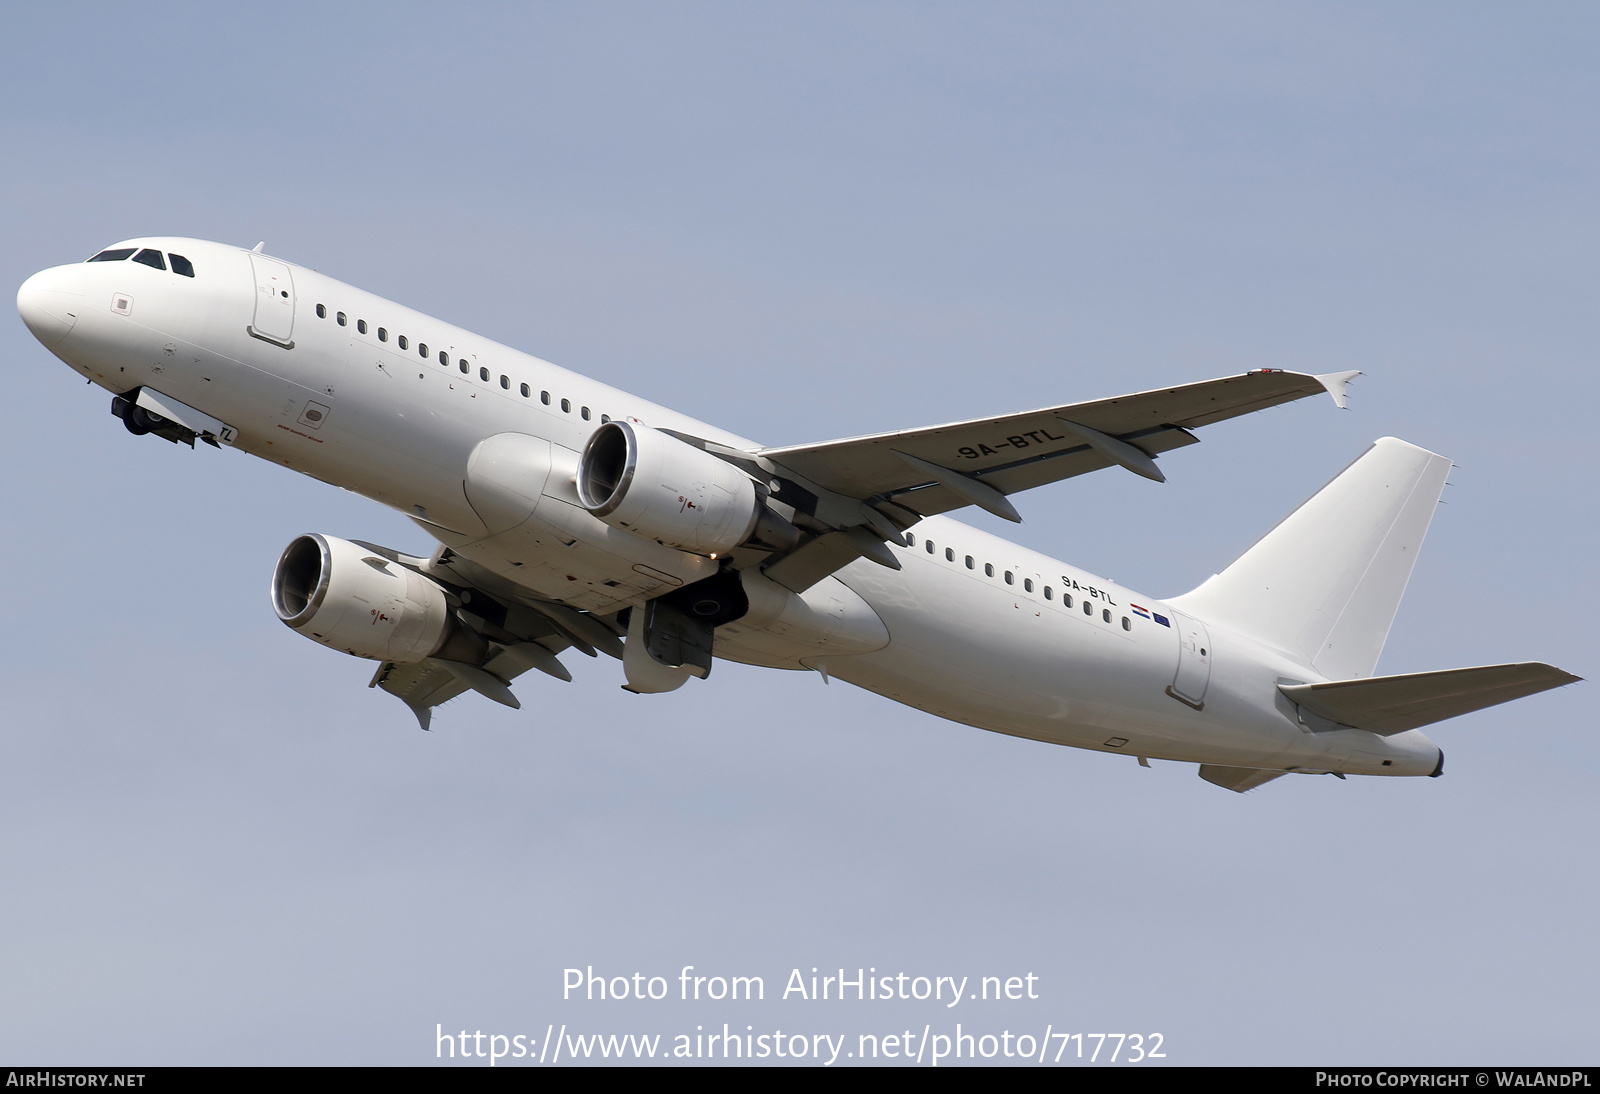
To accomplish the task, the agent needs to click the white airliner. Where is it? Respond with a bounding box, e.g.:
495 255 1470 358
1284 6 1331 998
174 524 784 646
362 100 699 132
17 237 1579 792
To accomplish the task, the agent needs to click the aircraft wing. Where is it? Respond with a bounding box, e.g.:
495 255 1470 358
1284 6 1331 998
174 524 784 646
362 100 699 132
369 637 589 730
359 543 627 729
758 369 1358 523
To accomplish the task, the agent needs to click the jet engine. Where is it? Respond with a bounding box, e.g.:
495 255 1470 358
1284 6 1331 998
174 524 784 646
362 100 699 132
271 533 485 663
576 420 797 556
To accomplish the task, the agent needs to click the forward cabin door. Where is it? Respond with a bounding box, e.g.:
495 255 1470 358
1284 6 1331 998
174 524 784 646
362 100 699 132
242 253 344 446
1167 611 1212 709
247 253 296 347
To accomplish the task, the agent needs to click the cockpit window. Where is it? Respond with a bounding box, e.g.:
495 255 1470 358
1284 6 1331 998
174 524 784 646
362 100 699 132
88 248 136 263
133 249 167 271
169 253 195 277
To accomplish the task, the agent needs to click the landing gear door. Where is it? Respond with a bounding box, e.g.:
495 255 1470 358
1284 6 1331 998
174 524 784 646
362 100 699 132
247 253 296 348
1167 611 1212 710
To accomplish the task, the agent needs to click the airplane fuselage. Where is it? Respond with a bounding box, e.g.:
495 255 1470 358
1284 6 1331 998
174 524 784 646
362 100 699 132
18 237 1445 778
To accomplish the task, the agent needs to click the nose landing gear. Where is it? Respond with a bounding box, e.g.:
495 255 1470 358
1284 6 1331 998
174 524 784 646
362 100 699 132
111 390 207 447
120 401 167 436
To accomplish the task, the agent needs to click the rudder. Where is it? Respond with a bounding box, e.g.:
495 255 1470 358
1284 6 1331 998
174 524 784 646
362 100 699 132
1170 437 1453 679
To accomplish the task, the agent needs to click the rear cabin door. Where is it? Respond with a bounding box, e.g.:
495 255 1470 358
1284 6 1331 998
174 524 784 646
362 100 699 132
248 253 296 347
1167 611 1212 709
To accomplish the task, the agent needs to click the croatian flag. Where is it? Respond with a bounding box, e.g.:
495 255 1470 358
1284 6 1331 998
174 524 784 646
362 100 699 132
1134 604 1171 626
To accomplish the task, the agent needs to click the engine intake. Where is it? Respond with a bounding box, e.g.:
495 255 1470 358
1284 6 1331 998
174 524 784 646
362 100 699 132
578 421 794 555
272 533 482 663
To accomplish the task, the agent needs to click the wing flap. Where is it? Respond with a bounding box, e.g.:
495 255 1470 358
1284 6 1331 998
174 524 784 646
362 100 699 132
371 660 472 729
371 637 579 728
762 530 868 593
1280 663 1581 736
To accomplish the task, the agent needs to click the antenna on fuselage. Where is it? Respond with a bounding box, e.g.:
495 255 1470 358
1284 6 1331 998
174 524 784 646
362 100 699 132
251 241 265 253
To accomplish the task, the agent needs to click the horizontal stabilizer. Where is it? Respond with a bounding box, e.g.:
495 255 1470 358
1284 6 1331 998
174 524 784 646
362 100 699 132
1280 663 1581 736
1198 765 1287 793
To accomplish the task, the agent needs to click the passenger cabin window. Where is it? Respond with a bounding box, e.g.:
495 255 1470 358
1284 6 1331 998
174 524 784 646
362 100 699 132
440 351 450 367
337 312 347 326
561 398 571 413
1005 571 1014 585
945 548 954 562
1064 593 1072 608
133 249 166 271
520 383 530 397
1102 609 1112 623
88 248 136 263
925 541 935 554
480 367 490 382
378 327 388 342
1084 601 1093 616
1122 616 1131 631
168 253 195 277
499 375 509 389
601 414 611 423
1023 578 1033 592
418 342 428 356
357 319 367 334
541 391 551 405
904 534 915 547
316 304 327 319
1044 586 1053 600
581 406 592 420
984 563 994 577
965 555 974 570
398 335 409 350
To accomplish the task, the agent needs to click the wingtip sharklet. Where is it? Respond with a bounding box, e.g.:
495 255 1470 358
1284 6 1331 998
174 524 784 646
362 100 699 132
1314 370 1362 410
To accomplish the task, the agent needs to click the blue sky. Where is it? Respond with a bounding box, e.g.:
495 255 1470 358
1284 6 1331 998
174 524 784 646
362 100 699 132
2 2 1594 1065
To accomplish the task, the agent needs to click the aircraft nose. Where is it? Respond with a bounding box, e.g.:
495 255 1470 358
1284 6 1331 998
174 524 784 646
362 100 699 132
17 266 85 349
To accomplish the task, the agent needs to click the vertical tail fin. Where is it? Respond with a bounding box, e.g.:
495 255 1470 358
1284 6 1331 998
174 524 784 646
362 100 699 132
1170 437 1453 679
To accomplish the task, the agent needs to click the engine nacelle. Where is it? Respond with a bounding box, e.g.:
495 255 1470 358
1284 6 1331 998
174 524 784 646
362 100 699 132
577 420 767 556
272 533 458 662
